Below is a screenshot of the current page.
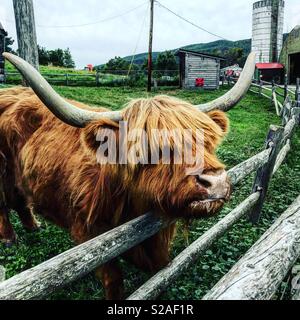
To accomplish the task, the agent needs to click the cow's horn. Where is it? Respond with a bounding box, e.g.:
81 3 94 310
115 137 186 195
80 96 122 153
196 52 256 113
3 52 122 127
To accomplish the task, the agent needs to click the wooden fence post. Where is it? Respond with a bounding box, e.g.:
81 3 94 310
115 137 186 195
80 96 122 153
284 74 288 101
259 76 263 96
271 79 275 108
249 125 284 224
96 72 100 87
296 78 300 108
282 96 292 126
65 74 69 86
291 105 300 126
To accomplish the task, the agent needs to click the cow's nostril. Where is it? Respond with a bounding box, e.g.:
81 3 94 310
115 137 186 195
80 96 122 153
196 176 212 189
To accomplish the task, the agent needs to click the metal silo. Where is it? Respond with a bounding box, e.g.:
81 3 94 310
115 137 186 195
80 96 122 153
252 0 285 63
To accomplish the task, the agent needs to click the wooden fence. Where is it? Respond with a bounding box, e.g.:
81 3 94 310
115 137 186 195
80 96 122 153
0 82 300 300
4 70 180 87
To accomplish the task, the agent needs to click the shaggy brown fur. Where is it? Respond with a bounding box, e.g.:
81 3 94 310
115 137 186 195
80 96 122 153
0 87 230 299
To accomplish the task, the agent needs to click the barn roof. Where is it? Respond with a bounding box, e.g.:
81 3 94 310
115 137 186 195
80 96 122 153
256 63 284 69
175 48 225 60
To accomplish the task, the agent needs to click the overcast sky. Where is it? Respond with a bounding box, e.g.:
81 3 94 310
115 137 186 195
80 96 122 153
0 0 300 68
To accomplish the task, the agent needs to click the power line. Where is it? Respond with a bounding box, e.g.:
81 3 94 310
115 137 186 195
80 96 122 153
127 3 150 76
2 1 148 29
155 1 229 41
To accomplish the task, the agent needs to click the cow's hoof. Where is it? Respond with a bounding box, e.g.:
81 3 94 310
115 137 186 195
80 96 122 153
0 233 17 247
4 240 15 248
22 218 41 232
25 224 41 233
1 238 16 248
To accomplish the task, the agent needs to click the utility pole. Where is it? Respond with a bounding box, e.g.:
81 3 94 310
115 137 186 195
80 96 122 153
13 0 39 72
147 0 154 92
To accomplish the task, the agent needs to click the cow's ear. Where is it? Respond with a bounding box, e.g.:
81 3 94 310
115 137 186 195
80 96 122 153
81 119 119 155
207 110 229 135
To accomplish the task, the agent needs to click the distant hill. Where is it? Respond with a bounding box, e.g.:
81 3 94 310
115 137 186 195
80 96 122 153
122 34 289 65
122 39 252 65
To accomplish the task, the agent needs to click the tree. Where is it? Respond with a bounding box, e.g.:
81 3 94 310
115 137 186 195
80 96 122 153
100 56 131 73
49 49 64 67
38 45 50 65
141 58 153 71
63 48 75 68
155 51 177 71
224 47 246 67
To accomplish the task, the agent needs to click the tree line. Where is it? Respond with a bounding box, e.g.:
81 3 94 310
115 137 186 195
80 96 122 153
5 37 75 68
38 46 75 68
97 47 247 75
96 50 178 75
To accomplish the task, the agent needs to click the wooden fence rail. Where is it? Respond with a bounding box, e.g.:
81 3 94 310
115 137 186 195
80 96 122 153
4 70 180 87
202 194 300 300
0 213 165 300
128 192 261 300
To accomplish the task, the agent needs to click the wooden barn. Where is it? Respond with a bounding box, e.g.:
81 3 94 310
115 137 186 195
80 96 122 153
176 49 225 90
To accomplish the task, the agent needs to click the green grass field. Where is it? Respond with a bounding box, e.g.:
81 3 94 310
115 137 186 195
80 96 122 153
0 85 299 300
4 62 129 87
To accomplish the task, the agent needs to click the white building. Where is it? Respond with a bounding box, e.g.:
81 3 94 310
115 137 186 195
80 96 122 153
252 0 285 63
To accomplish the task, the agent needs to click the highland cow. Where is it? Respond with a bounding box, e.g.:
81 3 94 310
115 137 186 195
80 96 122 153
0 53 255 299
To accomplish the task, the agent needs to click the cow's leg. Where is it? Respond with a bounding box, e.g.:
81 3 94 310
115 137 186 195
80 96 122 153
71 221 125 300
12 191 40 231
0 207 16 246
95 260 124 300
0 162 16 246
17 206 40 232
123 224 177 273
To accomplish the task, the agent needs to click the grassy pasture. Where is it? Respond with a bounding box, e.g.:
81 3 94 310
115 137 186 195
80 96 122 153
4 62 128 87
0 85 299 300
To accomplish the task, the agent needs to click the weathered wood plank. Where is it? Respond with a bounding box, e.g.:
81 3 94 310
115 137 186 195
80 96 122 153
249 125 284 223
291 107 300 125
0 213 166 300
0 266 5 283
127 192 260 300
261 92 272 100
282 97 292 126
203 195 300 300
291 265 300 300
273 92 280 116
273 140 291 175
283 117 296 142
227 149 271 186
